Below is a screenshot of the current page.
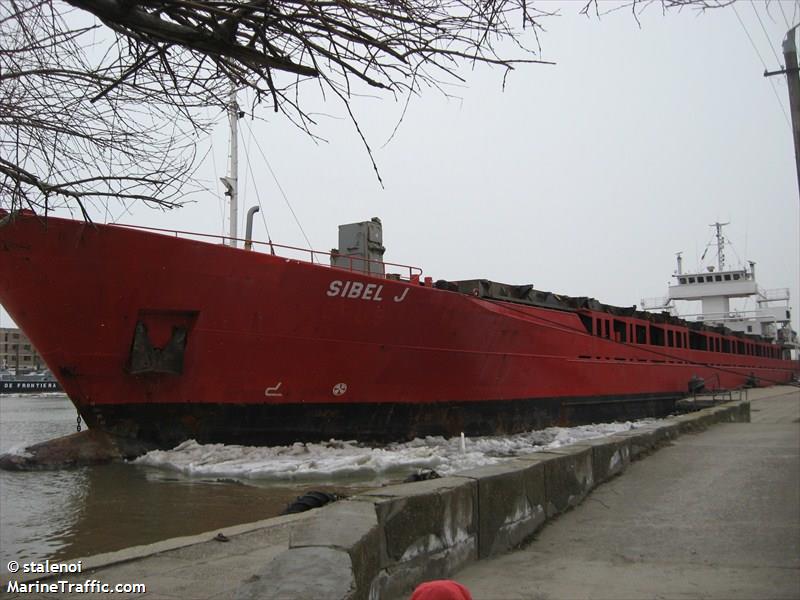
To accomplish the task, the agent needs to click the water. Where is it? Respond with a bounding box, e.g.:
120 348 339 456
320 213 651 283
1 394 660 564
0 395 342 563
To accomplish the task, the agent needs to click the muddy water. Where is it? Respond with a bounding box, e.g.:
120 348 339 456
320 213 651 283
0 393 651 564
0 394 348 562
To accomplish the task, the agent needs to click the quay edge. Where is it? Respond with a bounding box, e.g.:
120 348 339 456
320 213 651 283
6 387 792 600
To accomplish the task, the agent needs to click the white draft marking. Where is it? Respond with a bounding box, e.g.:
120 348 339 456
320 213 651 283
265 382 283 397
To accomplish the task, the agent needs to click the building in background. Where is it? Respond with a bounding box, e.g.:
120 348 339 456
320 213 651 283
1 327 44 372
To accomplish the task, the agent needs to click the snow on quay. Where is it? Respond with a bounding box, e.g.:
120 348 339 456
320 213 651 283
134 420 664 484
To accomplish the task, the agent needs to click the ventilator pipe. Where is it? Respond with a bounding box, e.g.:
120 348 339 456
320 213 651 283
245 206 260 251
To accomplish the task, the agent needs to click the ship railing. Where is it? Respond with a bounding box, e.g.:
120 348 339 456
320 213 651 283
691 387 747 404
686 308 787 323
115 223 424 282
757 287 790 303
640 296 674 312
256 240 424 282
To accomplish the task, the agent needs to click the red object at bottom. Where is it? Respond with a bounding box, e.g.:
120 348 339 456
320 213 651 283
410 580 473 600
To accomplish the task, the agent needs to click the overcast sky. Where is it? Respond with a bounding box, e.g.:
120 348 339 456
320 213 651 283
5 0 800 333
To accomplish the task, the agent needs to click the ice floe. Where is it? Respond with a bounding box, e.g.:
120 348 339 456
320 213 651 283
134 420 663 483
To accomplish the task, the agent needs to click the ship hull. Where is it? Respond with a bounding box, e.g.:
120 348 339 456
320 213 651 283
77 393 680 447
0 211 796 448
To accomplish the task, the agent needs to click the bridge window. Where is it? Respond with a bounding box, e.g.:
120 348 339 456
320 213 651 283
635 325 647 344
667 330 674 347
679 277 687 284
724 274 731 281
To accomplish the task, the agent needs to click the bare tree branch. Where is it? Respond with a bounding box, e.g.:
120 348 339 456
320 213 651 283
1 1 207 213
1 0 733 213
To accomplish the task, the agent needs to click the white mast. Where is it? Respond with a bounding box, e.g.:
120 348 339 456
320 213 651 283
711 221 729 271
220 86 239 247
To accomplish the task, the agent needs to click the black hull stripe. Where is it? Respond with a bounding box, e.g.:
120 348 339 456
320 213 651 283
81 392 682 448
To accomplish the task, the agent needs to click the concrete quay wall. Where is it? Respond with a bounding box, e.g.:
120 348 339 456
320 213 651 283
1 397 756 600
236 399 751 600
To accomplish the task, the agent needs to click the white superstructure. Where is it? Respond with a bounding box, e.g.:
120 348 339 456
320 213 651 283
642 223 798 353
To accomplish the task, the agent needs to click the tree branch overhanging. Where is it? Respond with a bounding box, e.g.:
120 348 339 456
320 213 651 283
2 0 733 213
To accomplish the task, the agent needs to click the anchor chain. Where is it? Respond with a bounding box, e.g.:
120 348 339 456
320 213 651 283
76 413 82 432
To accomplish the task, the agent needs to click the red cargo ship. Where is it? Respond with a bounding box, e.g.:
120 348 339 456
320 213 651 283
0 210 796 448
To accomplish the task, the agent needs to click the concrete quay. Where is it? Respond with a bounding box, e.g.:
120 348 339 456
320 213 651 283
2 386 795 599
454 386 800 600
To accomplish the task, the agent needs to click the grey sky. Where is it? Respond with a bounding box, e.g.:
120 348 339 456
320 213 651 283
5 1 800 333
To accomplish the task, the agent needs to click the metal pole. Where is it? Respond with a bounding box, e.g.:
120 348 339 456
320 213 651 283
228 86 239 247
782 26 800 200
768 26 800 363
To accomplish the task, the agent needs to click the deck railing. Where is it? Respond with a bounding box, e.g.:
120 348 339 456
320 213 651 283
685 308 787 323
115 222 424 282
757 287 790 303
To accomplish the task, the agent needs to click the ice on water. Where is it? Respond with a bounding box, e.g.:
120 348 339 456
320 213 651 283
134 419 662 484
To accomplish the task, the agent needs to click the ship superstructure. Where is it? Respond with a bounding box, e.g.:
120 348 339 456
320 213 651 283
642 223 798 359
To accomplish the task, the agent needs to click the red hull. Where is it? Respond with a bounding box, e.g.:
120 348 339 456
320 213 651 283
0 212 796 446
